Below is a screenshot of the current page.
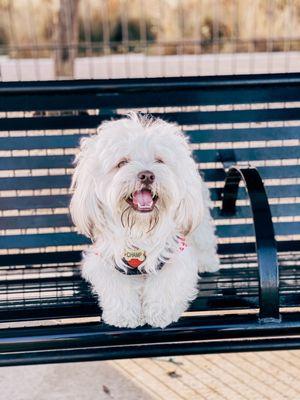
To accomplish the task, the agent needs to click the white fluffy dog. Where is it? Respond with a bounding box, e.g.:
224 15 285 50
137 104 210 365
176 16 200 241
70 113 219 328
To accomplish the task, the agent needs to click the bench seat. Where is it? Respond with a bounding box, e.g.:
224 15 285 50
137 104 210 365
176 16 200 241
0 252 300 325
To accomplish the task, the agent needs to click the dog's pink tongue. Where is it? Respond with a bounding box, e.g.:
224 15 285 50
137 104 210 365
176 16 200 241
133 189 153 211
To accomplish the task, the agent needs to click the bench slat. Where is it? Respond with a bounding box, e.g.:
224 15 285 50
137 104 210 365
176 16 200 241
159 108 300 125
217 221 299 238
2 108 300 132
0 166 299 191
211 184 300 201
1 146 299 170
195 146 300 163
0 75 299 111
218 240 300 255
0 155 75 170
0 185 299 211
0 251 81 266
1 86 300 111
0 134 84 150
0 241 297 266
1 126 299 151
0 232 87 249
187 126 300 144
0 214 72 229
0 194 69 210
1 204 299 229
214 203 300 219
0 222 298 249
0 175 71 190
203 165 300 181
0 115 105 132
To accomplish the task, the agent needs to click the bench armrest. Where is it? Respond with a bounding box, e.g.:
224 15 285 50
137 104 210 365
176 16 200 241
221 167 280 321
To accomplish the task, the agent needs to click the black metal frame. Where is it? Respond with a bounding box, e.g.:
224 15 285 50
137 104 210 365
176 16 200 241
222 167 280 321
1 312 300 366
1 73 300 113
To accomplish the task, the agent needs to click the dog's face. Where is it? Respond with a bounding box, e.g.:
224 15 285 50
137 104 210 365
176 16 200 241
70 114 204 239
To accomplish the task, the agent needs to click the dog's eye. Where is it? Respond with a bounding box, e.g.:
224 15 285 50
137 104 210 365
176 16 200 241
117 159 128 168
155 158 164 164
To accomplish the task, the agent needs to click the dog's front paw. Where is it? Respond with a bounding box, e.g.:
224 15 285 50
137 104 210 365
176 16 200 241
143 302 184 328
102 312 141 328
101 302 144 329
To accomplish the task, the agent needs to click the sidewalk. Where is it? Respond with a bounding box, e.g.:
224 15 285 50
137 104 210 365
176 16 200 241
2 351 300 400
0 360 153 400
114 351 300 400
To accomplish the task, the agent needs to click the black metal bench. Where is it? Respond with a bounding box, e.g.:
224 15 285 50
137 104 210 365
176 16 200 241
0 73 299 366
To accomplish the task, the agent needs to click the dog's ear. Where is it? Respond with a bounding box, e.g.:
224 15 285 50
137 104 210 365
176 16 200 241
70 135 105 239
175 163 206 236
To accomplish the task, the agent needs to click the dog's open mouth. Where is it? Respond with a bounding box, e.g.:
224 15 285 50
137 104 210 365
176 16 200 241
126 189 158 213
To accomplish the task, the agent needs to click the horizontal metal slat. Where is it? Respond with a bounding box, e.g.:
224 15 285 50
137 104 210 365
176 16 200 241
0 222 298 249
0 232 88 249
0 134 85 151
0 115 105 132
0 166 299 191
218 240 300 255
1 126 299 151
0 194 70 210
161 108 300 125
216 221 300 238
213 203 300 220
203 165 300 182
0 175 71 190
1 85 300 112
2 107 300 132
0 85 293 111
1 203 299 230
187 126 300 144
1 73 300 94
1 145 299 170
0 214 71 229
0 241 297 269
1 73 300 111
0 184 298 211
194 145 300 163
0 155 74 170
0 251 82 267
211 184 300 201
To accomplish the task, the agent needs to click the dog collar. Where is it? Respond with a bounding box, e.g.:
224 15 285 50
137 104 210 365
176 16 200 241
94 236 187 276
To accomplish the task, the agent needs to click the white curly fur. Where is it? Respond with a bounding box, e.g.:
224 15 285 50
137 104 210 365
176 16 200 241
70 113 219 328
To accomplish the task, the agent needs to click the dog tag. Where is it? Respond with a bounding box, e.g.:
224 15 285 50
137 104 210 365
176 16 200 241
123 248 146 268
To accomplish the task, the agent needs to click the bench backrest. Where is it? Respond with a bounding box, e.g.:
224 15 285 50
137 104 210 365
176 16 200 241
0 74 299 266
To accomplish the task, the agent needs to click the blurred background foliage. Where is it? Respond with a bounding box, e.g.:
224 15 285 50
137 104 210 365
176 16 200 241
0 0 299 58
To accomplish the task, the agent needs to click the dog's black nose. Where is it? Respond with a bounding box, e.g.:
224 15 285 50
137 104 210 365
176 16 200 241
138 170 155 184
